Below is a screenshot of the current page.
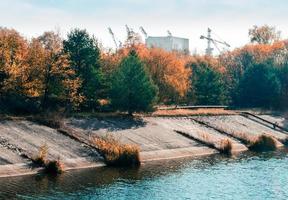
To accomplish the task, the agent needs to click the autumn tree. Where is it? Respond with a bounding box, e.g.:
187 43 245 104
249 25 281 44
143 48 191 103
110 50 157 115
0 28 28 96
0 28 32 113
63 29 103 109
25 32 83 110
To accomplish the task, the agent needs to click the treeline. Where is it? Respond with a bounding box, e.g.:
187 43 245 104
0 25 287 114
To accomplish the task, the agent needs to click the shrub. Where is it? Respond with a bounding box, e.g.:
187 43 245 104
219 138 233 154
44 159 63 175
92 135 140 167
32 144 48 166
249 134 277 152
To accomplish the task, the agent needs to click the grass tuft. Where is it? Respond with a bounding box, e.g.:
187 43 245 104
175 130 233 155
249 134 277 152
219 138 233 155
32 144 48 167
92 135 140 167
32 145 63 175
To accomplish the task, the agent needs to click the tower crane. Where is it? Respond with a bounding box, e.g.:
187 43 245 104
125 24 135 39
200 28 230 56
108 27 119 49
139 26 148 39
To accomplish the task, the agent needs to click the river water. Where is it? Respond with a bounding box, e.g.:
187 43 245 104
1 150 288 200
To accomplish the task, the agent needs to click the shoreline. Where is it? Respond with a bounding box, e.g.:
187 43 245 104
0 110 287 178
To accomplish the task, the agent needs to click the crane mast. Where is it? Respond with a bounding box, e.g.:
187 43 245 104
200 28 230 56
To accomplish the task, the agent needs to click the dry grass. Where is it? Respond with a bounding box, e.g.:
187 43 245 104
249 134 277 152
152 108 235 117
219 139 233 154
32 145 63 174
175 130 233 155
32 144 48 166
225 130 277 152
92 135 140 167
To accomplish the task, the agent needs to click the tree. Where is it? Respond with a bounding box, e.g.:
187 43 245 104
144 48 191 103
110 50 158 115
0 28 28 95
188 56 227 105
236 62 281 108
63 29 102 109
26 32 83 110
249 25 281 44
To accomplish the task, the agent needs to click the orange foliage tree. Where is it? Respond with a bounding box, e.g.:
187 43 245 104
29 31 83 109
0 28 28 95
101 43 191 104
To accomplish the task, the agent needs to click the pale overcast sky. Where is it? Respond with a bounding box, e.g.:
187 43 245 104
1 0 288 54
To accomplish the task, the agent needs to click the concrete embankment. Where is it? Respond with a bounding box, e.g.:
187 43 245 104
0 112 287 178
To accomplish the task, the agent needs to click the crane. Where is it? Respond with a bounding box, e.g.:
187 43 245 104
200 28 230 56
108 27 119 49
125 24 135 39
139 26 148 39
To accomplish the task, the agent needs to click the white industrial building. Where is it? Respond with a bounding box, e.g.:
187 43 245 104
145 36 189 54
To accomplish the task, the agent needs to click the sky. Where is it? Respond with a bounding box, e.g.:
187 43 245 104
1 0 288 54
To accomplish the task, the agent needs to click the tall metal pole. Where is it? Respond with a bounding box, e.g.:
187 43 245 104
206 28 213 56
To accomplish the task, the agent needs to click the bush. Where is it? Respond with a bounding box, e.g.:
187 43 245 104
32 144 48 167
219 139 233 154
92 135 140 167
44 159 63 175
249 134 277 152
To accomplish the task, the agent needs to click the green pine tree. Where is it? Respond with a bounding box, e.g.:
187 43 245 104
110 50 158 115
63 28 103 109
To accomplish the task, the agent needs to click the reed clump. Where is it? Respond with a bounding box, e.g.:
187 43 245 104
219 138 233 154
92 135 140 167
32 144 48 166
249 134 277 152
32 145 63 174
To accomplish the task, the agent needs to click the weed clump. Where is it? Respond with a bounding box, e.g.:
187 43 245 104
32 145 63 175
219 138 233 155
32 144 48 166
92 135 140 167
249 134 277 152
44 159 63 175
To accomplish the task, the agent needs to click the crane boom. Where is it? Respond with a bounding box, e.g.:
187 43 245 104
200 28 230 56
108 27 118 49
139 26 148 39
200 35 230 47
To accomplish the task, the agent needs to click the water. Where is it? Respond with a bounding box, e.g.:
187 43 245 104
1 150 288 200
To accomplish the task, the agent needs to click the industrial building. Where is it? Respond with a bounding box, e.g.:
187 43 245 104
145 35 189 54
